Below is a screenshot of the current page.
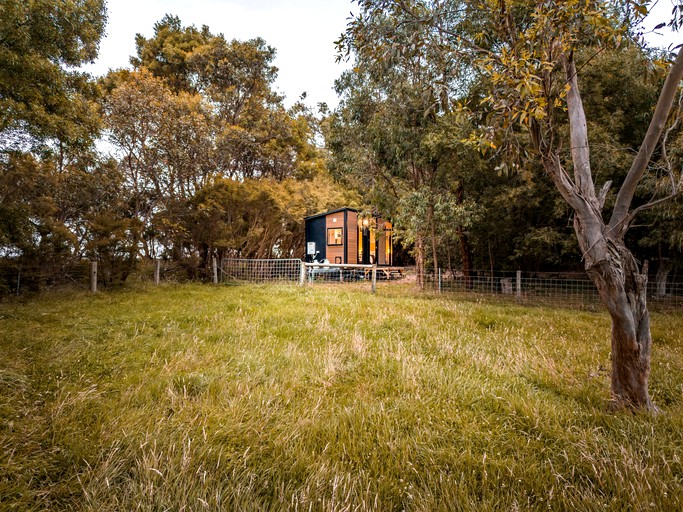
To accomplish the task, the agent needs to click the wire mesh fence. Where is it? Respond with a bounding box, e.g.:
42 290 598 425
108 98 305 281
0 259 91 296
306 265 361 283
2 254 681 312
424 269 683 311
221 258 302 283
220 259 382 291
0 257 215 297
134 258 214 283
303 263 378 290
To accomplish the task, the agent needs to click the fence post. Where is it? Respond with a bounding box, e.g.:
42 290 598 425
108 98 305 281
438 268 442 293
299 260 306 286
154 259 161 285
90 260 98 293
516 270 522 301
371 265 377 294
212 257 218 284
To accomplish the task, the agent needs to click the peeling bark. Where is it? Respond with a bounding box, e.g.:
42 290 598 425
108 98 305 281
535 50 676 412
583 236 654 410
543 153 655 409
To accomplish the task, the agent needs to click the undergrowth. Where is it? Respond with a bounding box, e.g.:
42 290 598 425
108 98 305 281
1 283 682 511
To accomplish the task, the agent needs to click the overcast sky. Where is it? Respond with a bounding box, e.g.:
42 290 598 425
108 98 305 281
83 0 356 109
84 0 679 111
643 0 682 49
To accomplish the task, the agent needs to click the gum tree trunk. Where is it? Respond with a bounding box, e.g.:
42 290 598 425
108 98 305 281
545 168 656 409
534 47 683 411
456 183 473 289
582 234 653 409
458 227 473 289
655 258 672 298
428 203 439 287
415 233 425 289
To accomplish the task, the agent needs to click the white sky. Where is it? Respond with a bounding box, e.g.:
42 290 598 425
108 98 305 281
642 0 682 50
83 0 356 109
84 0 680 111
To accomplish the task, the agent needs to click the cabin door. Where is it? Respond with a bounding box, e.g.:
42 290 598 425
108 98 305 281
361 227 371 264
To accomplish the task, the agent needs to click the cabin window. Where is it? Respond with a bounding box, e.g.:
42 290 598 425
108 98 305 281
327 227 343 246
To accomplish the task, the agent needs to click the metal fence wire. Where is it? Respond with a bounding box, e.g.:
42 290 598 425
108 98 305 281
0 259 91 296
2 255 681 311
219 259 682 310
221 258 302 283
221 259 381 290
423 269 683 310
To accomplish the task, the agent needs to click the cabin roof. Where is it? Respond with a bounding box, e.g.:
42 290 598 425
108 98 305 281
303 207 358 222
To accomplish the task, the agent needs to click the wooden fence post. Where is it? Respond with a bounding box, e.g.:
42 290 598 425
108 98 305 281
438 268 442 293
154 259 161 285
212 257 218 284
90 260 98 293
516 270 522 301
299 260 306 286
371 265 377 294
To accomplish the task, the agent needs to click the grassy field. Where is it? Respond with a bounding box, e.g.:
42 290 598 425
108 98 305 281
1 283 682 511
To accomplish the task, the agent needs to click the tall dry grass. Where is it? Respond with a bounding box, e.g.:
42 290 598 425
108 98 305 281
1 283 682 510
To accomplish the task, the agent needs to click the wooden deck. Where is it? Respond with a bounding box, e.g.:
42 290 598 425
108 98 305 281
363 266 404 280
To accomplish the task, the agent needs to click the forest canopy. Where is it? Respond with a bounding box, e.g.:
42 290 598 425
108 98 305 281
0 10 355 287
1 2 682 296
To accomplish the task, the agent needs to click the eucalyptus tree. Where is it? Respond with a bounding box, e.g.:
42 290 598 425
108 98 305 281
104 16 344 265
344 0 683 411
0 0 110 289
132 16 303 181
0 0 106 151
332 6 477 286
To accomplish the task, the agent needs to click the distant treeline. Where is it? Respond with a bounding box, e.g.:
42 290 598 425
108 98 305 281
1 6 682 294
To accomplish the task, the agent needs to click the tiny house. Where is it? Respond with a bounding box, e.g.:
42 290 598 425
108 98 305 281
304 208 394 265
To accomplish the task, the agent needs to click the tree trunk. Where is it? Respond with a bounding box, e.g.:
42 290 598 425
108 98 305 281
534 51 665 412
415 234 425 290
458 227 473 289
455 183 473 289
446 239 452 276
576 222 654 410
655 258 672 298
542 152 657 411
428 203 439 288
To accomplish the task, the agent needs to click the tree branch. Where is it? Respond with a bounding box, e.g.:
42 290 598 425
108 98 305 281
609 45 683 233
659 91 683 194
541 152 583 212
392 0 498 62
563 52 599 211
598 180 612 209
623 187 683 226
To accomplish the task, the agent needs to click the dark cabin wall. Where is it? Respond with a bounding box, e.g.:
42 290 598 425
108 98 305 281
305 216 327 261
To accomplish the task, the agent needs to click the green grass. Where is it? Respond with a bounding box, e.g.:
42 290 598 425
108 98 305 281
1 283 683 511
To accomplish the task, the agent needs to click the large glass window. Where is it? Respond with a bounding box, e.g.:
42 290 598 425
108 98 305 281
327 227 343 246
